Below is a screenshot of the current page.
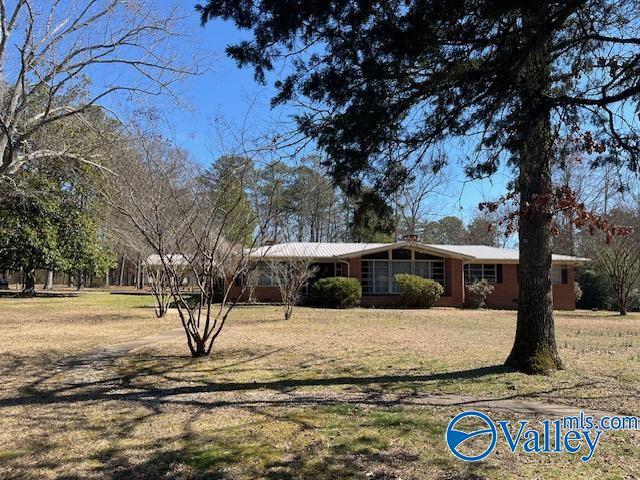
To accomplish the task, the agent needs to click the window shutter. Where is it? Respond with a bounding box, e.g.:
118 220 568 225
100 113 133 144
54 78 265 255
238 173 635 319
561 267 568 284
497 264 503 283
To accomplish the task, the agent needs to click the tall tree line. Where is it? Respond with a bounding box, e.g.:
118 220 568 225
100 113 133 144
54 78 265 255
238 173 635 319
224 154 492 245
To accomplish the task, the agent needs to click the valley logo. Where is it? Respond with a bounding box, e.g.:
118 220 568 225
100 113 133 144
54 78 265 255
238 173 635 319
446 411 497 461
445 410 640 462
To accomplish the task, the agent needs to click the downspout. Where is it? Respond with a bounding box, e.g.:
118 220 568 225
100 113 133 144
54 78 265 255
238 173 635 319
333 257 351 277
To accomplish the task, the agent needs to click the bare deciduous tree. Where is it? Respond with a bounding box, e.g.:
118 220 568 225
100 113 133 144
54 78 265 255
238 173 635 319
268 256 316 321
245 268 259 304
0 0 196 179
551 141 629 256
597 234 640 316
104 131 187 315
143 253 187 318
157 174 273 356
105 129 273 356
393 161 450 240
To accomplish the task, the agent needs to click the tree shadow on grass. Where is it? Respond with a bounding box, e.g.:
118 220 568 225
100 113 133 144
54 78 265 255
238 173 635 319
3 350 619 420
0 357 593 480
54 437 404 480
0 364 527 409
48 405 498 480
7 334 627 424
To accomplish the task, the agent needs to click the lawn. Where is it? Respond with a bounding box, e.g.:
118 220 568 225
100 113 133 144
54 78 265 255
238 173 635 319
0 293 638 479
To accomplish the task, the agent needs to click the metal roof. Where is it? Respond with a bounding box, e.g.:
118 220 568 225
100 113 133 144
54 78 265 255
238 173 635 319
144 253 190 266
434 245 590 263
248 242 391 259
248 242 590 264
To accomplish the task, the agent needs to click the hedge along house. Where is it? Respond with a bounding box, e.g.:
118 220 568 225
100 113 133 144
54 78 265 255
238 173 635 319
232 241 590 310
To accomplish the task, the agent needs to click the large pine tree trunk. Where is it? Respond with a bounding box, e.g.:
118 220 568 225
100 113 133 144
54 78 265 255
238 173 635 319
505 6 562 374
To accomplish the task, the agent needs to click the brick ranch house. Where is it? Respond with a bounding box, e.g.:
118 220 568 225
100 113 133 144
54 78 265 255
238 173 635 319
232 241 589 310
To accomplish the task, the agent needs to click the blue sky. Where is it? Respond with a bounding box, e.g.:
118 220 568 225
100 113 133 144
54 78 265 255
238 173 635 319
117 8 512 224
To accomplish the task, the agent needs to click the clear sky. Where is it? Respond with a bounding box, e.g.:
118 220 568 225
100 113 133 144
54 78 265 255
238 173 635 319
113 6 512 224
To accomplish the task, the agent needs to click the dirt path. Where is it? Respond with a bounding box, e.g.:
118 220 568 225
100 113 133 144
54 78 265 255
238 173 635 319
57 328 619 419
61 328 184 384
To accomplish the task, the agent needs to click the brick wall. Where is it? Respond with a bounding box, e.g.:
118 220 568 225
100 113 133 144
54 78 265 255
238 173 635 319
552 266 576 310
484 264 520 309
445 258 464 307
228 284 282 302
483 263 576 310
231 259 576 310
348 258 361 279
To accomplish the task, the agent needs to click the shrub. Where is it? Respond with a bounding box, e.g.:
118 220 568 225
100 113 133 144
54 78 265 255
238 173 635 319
169 293 200 309
312 277 362 308
394 273 443 308
576 268 612 310
465 279 495 308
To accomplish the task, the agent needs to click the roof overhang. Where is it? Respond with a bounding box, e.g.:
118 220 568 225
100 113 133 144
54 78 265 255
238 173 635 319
465 257 591 265
553 257 591 266
336 241 475 260
246 242 591 265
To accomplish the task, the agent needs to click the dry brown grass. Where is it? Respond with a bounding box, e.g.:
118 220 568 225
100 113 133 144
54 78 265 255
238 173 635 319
116 305 640 414
0 292 176 356
0 294 638 479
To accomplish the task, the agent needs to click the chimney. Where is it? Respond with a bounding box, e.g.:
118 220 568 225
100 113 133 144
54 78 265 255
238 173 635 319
401 234 418 242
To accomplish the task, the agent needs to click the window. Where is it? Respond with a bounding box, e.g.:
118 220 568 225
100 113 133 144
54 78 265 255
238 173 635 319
361 249 445 294
414 261 429 278
552 266 568 285
415 251 442 260
374 261 389 293
361 260 373 292
362 250 390 259
391 261 412 292
312 262 337 280
256 263 275 286
392 248 412 259
414 261 445 285
255 261 346 290
464 264 497 283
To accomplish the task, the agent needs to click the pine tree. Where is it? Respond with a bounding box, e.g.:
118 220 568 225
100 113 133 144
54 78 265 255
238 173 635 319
199 0 640 372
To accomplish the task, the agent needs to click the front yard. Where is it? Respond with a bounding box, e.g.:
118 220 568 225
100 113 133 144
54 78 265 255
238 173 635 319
0 293 638 479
